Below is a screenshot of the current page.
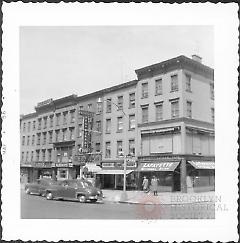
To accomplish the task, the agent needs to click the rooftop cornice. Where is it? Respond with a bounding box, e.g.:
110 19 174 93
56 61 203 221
135 55 214 80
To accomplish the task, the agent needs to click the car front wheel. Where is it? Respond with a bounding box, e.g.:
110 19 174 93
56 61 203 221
46 192 53 200
78 195 86 203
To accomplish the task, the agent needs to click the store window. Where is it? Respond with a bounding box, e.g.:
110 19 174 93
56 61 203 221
117 141 123 157
187 101 192 118
106 119 111 134
155 103 163 121
171 100 179 118
129 92 135 108
117 96 123 110
129 139 135 156
59 169 68 179
106 98 112 113
105 142 111 158
129 114 135 130
155 78 162 95
171 74 178 92
142 82 148 98
142 106 149 123
186 74 192 92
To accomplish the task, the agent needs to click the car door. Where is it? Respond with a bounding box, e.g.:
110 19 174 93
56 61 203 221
63 181 77 199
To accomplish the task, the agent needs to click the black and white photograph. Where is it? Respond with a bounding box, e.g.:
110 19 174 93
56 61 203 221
1 3 239 242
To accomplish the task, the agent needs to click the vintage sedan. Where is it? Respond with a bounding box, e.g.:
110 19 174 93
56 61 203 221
25 178 59 196
44 179 103 203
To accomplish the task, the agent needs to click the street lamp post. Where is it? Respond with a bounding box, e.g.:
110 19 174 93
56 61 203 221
97 97 128 201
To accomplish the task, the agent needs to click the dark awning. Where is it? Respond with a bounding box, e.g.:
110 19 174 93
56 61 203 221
137 162 180 172
96 170 133 175
188 161 215 169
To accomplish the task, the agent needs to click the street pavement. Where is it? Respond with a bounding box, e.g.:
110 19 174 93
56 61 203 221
21 189 215 219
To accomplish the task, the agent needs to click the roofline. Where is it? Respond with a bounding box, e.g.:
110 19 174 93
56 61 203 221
20 112 38 120
135 55 214 80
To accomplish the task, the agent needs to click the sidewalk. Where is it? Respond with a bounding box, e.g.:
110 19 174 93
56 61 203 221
102 189 216 205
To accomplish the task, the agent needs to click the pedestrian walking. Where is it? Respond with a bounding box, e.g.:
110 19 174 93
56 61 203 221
142 176 149 193
151 176 158 196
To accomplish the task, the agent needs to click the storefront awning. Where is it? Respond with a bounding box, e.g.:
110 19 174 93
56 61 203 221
96 170 134 175
188 161 215 169
137 162 180 172
85 164 102 173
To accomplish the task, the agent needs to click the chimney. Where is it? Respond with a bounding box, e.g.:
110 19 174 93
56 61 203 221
192 54 202 63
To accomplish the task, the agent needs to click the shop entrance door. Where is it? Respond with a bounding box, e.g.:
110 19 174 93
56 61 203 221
103 175 115 189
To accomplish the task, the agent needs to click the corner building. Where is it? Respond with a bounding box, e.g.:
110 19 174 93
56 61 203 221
135 55 214 193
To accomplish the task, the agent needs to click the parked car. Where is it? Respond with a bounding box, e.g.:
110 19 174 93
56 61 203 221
44 179 103 203
25 178 59 196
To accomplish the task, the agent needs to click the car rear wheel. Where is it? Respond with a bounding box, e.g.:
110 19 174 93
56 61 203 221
78 195 86 203
25 188 30 194
46 192 53 200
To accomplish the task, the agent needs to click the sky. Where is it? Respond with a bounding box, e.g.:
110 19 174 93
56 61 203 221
20 26 214 114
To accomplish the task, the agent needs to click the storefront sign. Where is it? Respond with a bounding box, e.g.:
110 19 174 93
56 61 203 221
188 161 215 169
55 163 73 168
102 162 115 168
138 162 180 171
34 162 52 168
37 98 53 107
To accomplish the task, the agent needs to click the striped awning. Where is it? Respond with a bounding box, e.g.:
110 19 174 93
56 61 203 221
188 161 215 169
96 170 134 175
84 164 102 173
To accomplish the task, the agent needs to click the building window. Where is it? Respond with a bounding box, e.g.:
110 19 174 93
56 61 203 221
56 113 61 126
48 149 52 161
69 128 75 140
37 133 41 145
22 136 25 146
38 118 42 130
155 78 162 95
79 105 84 110
105 142 111 158
117 117 123 132
26 152 29 162
117 141 123 157
21 152 24 161
211 108 215 123
42 150 46 162
78 124 83 138
171 74 178 92
27 136 30 145
117 96 123 110
36 150 40 162
129 114 135 130
155 103 163 121
49 115 54 127
55 130 60 142
97 102 102 113
59 169 68 179
142 106 149 123
62 129 67 141
96 120 101 132
28 122 31 132
185 74 192 92
106 119 111 133
70 110 75 123
31 151 34 162
129 92 135 108
23 122 26 132
210 83 214 99
49 131 53 143
43 117 47 129
187 101 192 118
63 112 68 125
171 100 179 118
33 121 36 130
129 139 135 156
42 132 46 145
88 104 92 110
32 135 35 145
106 98 112 113
142 82 148 98
96 143 101 153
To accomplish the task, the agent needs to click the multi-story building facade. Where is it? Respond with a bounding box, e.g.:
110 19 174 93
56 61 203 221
20 55 214 193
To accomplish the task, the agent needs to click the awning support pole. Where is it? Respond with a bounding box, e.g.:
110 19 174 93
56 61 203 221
180 158 187 193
